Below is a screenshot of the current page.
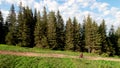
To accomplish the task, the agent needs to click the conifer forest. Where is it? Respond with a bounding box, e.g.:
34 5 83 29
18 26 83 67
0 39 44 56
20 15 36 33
0 4 120 56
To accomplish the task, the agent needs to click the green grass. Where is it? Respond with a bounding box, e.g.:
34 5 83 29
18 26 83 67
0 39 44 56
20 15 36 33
0 44 120 68
0 44 98 56
0 54 120 68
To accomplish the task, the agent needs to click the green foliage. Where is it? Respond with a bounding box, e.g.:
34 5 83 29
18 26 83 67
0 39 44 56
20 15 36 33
99 20 108 54
5 4 17 45
0 11 5 43
34 11 48 48
115 27 120 55
47 11 57 49
17 6 34 47
56 10 65 50
73 17 81 51
85 15 93 53
65 18 74 50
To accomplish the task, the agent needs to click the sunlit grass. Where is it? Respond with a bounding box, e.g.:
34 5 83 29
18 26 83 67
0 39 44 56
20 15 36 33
0 54 120 68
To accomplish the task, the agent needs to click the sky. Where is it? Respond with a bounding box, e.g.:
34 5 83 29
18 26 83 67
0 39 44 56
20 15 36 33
0 0 120 30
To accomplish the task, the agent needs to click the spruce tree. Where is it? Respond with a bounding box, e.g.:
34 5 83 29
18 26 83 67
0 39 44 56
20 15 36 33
34 11 41 47
81 22 86 52
56 10 65 50
22 7 34 47
108 25 117 56
42 7 47 36
47 11 57 49
92 21 102 54
4 22 9 44
85 15 93 53
115 27 120 55
0 11 4 43
73 17 81 51
17 3 24 46
5 4 17 45
65 18 74 50
41 7 48 48
34 11 48 48
99 19 108 54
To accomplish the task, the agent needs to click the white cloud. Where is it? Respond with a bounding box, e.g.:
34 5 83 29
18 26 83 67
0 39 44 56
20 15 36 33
45 0 59 11
1 10 9 21
103 10 110 15
4 0 35 8
5 0 16 4
1 0 120 30
0 0 2 4
90 2 109 12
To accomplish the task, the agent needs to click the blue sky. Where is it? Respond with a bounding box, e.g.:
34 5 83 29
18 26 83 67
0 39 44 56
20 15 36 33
97 0 120 8
0 0 120 30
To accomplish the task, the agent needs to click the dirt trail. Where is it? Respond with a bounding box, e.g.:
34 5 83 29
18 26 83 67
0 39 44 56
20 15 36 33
0 50 120 62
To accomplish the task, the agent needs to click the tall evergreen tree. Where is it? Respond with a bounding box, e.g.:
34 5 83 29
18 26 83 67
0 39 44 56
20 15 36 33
108 25 117 56
85 15 93 53
65 18 74 50
0 11 4 43
73 17 81 51
4 22 9 44
5 4 17 45
115 27 120 55
81 22 86 52
34 11 41 47
17 3 24 46
22 7 34 47
34 11 48 48
41 7 48 48
33 9 37 25
56 10 65 50
47 11 57 49
92 21 102 54
42 7 47 36
99 19 108 54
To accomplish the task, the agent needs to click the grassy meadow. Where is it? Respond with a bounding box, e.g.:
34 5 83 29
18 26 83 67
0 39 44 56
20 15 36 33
0 44 120 68
0 54 120 68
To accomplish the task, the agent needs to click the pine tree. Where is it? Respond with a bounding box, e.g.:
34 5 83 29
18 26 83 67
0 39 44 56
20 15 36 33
47 11 57 49
99 19 108 54
34 11 41 47
108 25 117 56
56 10 65 50
42 7 47 36
0 11 4 43
115 27 120 55
33 9 37 25
4 22 9 44
92 21 102 54
34 11 48 48
5 4 17 45
73 17 81 51
17 3 24 46
22 7 34 47
41 7 48 48
65 18 74 50
81 22 86 52
85 15 93 53
28 8 35 47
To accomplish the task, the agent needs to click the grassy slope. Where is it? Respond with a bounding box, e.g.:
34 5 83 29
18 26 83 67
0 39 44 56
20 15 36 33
0 54 120 68
0 44 120 68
